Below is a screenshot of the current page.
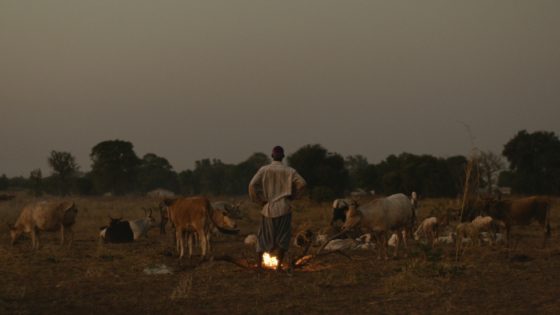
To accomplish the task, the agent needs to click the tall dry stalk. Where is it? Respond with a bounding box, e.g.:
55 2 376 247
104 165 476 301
456 149 481 261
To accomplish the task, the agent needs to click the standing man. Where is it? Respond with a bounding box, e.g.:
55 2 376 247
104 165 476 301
248 146 306 271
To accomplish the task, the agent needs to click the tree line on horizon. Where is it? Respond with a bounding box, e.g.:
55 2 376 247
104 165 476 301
1 129 559 201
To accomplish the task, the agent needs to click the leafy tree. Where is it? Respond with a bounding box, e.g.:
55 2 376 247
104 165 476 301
502 130 560 194
376 153 465 197
288 144 348 201
48 150 79 195
231 152 270 194
345 155 378 191
178 152 270 196
187 158 233 195
137 153 179 193
90 140 140 195
445 155 468 197
478 151 506 193
178 169 196 195
75 173 95 195
179 161 231 196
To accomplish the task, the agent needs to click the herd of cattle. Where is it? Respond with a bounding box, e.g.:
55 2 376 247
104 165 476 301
4 193 554 262
323 193 552 259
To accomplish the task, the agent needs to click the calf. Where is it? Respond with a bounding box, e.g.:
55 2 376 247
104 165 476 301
414 217 439 246
165 196 238 259
470 216 506 245
9 201 78 249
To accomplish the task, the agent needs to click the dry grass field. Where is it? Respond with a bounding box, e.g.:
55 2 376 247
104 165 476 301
1 193 560 315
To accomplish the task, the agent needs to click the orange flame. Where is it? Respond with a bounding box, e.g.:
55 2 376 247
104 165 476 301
262 252 279 269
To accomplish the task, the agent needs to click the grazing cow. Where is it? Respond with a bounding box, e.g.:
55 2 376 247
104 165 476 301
9 201 78 249
99 209 157 243
321 193 417 259
165 196 239 259
483 196 551 246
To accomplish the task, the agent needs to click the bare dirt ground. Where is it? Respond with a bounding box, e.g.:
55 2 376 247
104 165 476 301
1 195 559 315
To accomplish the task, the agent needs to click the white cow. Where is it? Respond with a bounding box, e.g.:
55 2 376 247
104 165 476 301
320 193 417 259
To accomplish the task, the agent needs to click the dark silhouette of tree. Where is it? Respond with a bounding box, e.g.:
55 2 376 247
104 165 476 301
345 155 378 192
478 150 505 194
233 152 270 194
0 174 8 191
90 140 140 195
376 153 465 197
48 150 79 195
29 169 43 196
502 130 560 194
137 153 179 193
445 155 468 197
178 152 269 196
287 144 348 201
190 158 233 195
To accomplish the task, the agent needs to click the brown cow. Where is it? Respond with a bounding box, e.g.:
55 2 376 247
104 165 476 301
484 196 551 246
164 196 238 259
9 201 78 249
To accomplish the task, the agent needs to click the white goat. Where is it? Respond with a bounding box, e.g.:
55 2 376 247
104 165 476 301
414 217 439 246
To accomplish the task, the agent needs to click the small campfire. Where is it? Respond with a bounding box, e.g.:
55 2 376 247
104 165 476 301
213 250 350 272
261 252 279 269
211 228 351 272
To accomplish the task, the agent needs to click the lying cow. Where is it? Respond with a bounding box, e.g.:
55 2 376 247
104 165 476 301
100 217 134 243
164 196 239 259
9 201 78 249
211 201 243 219
483 196 551 246
99 208 157 243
